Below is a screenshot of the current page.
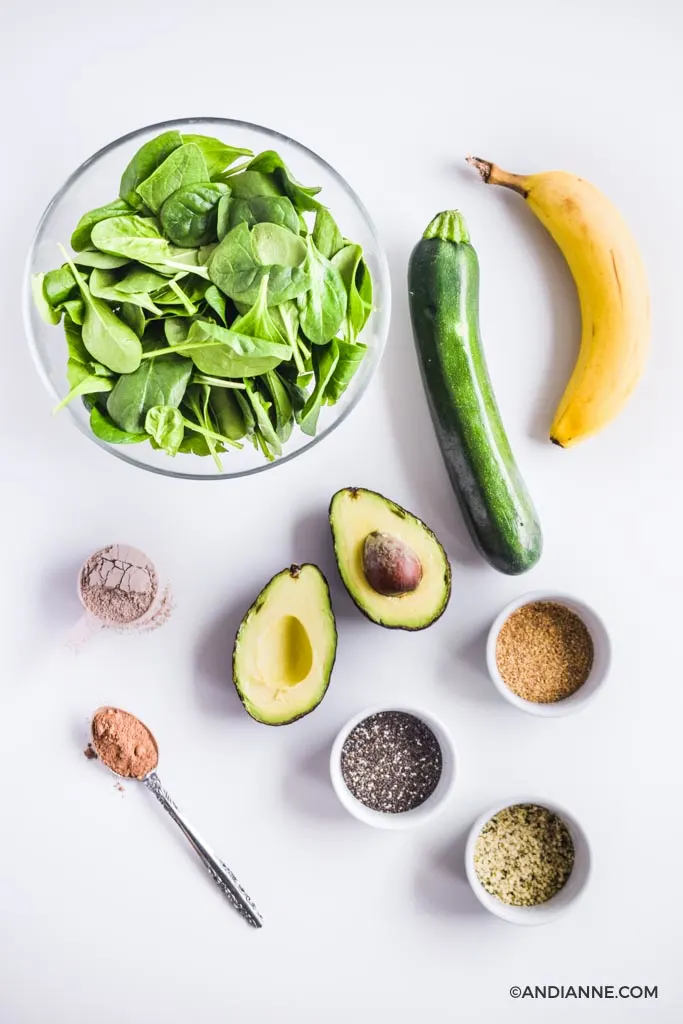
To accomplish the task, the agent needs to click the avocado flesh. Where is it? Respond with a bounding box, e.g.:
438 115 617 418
233 564 337 725
329 488 451 629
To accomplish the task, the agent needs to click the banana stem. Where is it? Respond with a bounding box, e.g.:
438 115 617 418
466 156 529 198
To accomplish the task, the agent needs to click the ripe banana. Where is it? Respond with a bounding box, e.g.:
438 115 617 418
467 157 650 447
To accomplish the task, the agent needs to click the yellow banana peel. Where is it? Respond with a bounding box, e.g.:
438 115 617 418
467 157 650 447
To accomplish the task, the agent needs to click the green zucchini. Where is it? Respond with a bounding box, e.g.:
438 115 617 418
408 210 542 575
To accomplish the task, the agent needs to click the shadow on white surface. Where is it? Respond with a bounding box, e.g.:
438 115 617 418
193 589 259 720
413 827 486 919
292 508 363 624
281 734 350 823
38 556 83 634
440 623 503 708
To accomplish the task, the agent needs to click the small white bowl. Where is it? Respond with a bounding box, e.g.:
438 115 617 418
486 591 611 717
465 797 592 924
330 705 457 829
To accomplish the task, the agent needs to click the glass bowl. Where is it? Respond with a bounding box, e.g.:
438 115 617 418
23 117 391 480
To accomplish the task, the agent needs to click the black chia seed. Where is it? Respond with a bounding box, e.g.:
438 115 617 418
340 711 443 813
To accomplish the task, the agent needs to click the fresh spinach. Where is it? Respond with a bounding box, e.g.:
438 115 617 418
71 199 133 250
245 151 322 212
324 340 367 403
32 274 61 325
90 405 149 444
145 405 185 455
312 207 344 259
181 135 252 178
160 182 229 247
208 221 310 305
299 340 340 435
154 317 290 378
119 130 184 209
106 348 192 432
34 130 374 469
226 196 299 235
332 243 373 341
136 143 209 214
298 237 347 344
59 248 142 374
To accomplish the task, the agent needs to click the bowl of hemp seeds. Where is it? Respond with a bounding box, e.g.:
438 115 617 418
486 591 611 717
465 799 592 924
329 706 456 829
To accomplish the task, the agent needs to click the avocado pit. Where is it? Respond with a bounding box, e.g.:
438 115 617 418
362 531 423 597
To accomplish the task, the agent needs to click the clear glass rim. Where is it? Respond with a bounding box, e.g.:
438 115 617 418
22 116 391 481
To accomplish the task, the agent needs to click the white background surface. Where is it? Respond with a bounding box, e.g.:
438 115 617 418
1 1 681 1021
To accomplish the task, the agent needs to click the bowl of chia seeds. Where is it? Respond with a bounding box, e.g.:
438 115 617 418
465 799 592 924
486 591 611 717
330 706 456 829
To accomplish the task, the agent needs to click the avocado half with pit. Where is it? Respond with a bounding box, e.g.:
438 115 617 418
329 488 451 629
233 563 337 725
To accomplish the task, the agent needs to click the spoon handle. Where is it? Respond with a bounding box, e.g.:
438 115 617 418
144 771 263 928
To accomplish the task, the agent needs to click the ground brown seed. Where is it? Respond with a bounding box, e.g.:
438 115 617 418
495 601 594 703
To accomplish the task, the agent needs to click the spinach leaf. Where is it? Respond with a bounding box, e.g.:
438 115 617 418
161 318 290 377
312 207 344 259
120 302 146 337
60 247 142 374
106 349 192 432
54 361 114 412
332 244 373 341
251 222 306 267
208 222 310 305
61 299 85 325
90 405 148 444
210 387 247 441
31 273 61 325
181 135 252 178
203 284 227 323
160 182 229 247
298 237 347 344
71 199 133 250
231 275 288 344
73 250 131 270
120 130 184 208
226 196 299 235
116 266 170 294
43 266 77 307
145 405 185 454
246 151 322 212
91 217 210 278
244 380 281 459
223 170 283 199
324 340 366 403
299 340 340 435
136 143 209 214
263 371 293 442
164 318 190 346
216 194 231 241
89 268 162 315
198 242 218 265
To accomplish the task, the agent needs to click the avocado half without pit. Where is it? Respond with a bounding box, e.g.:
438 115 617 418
233 564 337 725
329 488 451 629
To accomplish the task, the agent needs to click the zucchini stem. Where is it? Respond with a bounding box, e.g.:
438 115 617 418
423 210 470 244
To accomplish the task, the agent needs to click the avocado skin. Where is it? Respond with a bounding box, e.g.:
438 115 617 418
232 563 338 726
329 487 452 631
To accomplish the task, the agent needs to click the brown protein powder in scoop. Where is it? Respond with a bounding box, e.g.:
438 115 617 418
79 544 158 625
496 600 594 703
91 707 158 779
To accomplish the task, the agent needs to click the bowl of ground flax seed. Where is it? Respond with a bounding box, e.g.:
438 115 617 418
485 591 611 717
465 798 592 924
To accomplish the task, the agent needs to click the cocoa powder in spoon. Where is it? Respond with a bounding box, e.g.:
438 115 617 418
91 707 158 779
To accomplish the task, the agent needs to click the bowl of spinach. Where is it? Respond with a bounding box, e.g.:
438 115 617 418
24 117 390 478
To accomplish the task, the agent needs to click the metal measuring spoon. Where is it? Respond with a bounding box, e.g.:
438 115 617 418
90 707 262 929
